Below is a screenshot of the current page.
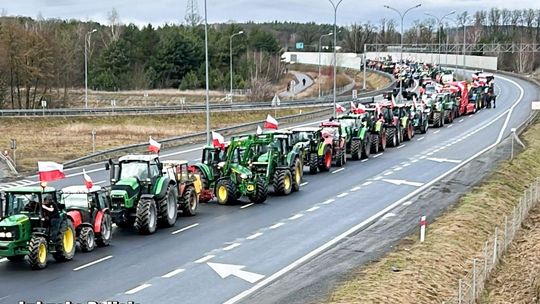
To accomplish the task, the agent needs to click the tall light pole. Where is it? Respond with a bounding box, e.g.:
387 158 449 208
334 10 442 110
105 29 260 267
84 29 97 109
425 10 456 66
229 30 244 104
318 32 333 98
384 3 421 102
329 0 344 118
204 0 210 145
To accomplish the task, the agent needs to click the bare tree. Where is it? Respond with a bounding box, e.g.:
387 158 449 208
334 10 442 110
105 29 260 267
185 0 203 27
107 8 121 42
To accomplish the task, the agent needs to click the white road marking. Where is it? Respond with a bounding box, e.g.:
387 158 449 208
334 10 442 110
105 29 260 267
427 157 462 164
269 222 285 229
247 232 263 240
447 124 454 128
207 262 265 284
373 153 383 158
223 243 242 251
73 255 113 271
381 213 397 220
322 199 335 205
445 144 452 148
417 137 425 141
411 159 419 163
0 258 7 263
382 179 424 187
350 186 361 192
372 176 383 181
402 201 413 206
300 182 309 187
306 206 320 212
336 192 349 198
459 119 465 122
172 223 199 235
419 155 427 159
362 181 372 186
194 255 215 264
433 130 440 134
397 144 406 149
361 159 368 162
426 152 434 156
240 203 254 209
394 167 403 171
288 214 304 220
223 73 527 304
403 163 411 167
162 268 185 278
332 168 345 174
125 283 152 295
383 171 393 176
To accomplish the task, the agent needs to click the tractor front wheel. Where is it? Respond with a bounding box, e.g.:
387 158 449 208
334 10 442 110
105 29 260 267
216 179 236 205
52 220 76 262
135 198 158 235
386 128 398 147
28 235 48 270
362 136 371 159
158 185 178 227
370 134 380 154
96 213 113 247
309 153 318 174
181 186 198 216
292 158 302 192
273 169 293 195
319 146 332 172
249 177 268 204
351 139 361 160
79 227 96 253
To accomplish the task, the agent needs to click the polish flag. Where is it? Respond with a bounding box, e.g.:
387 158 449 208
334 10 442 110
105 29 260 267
354 103 366 114
148 137 161 153
264 114 279 130
38 161 65 182
256 125 263 135
212 131 225 148
83 169 93 189
350 101 357 112
336 104 346 114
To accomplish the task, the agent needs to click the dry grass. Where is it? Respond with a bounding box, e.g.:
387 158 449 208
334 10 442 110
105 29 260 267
0 108 317 173
328 118 540 304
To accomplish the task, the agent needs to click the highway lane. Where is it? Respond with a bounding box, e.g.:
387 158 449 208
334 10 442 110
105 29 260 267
0 71 536 304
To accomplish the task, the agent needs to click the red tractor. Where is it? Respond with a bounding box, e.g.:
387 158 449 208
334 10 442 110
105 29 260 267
319 121 347 169
62 186 113 252
444 81 470 116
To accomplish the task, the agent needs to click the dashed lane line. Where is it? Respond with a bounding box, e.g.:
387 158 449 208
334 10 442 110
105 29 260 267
383 171 393 176
125 284 152 295
269 222 285 230
332 168 345 174
337 192 349 198
350 186 361 192
306 206 320 212
361 159 368 163
73 255 113 271
162 268 185 278
240 203 254 209
397 144 406 149
194 255 215 264
300 182 309 187
322 199 335 205
373 153 383 158
402 201 413 206
417 137 425 141
433 130 440 134
247 232 263 240
288 214 304 221
362 181 372 186
172 223 199 235
223 243 242 251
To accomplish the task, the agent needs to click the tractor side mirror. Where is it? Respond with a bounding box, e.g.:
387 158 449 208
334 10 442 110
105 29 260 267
158 163 163 172
105 163 110 171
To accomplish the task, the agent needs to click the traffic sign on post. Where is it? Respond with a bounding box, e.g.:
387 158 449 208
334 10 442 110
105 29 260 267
352 89 358 100
295 42 304 49
532 101 540 110
10 139 16 150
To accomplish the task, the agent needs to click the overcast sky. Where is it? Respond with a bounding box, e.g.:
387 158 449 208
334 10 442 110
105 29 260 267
1 0 538 27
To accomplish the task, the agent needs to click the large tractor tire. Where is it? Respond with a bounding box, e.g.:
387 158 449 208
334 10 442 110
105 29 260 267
335 149 346 167
249 177 268 204
52 220 76 262
181 186 198 216
28 235 48 270
319 146 332 172
362 136 371 159
386 128 398 147
308 153 318 174
433 112 441 128
135 198 158 235
350 139 361 160
273 169 293 196
158 185 178 227
193 167 210 203
379 130 387 151
444 109 453 123
215 178 236 205
96 213 113 247
292 158 302 192
370 134 380 154
404 123 414 141
79 226 96 253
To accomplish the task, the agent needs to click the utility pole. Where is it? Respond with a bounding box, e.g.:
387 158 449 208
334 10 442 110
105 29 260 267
329 0 344 118
425 11 456 66
318 32 333 98
84 29 97 109
204 0 211 145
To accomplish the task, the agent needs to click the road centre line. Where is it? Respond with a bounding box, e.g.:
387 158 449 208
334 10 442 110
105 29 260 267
336 192 349 198
361 159 368 162
417 137 425 141
269 222 285 230
433 130 440 134
288 214 304 220
125 284 152 295
373 153 383 158
194 255 215 264
332 168 345 174
350 186 361 192
397 144 406 149
223 243 241 251
300 182 309 187
383 171 393 176
172 223 199 235
240 203 254 209
306 206 320 212
162 268 185 278
362 181 372 186
322 199 335 205
73 255 113 271
247 232 263 240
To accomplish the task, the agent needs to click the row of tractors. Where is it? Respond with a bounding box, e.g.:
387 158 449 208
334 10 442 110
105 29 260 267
0 69 496 270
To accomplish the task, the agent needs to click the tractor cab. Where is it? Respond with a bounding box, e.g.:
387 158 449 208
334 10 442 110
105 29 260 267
61 186 109 225
108 154 163 194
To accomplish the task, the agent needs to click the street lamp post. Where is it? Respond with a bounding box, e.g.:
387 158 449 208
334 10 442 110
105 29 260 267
229 30 244 104
318 32 333 98
384 4 421 102
425 11 456 66
329 0 344 118
204 0 210 145
84 29 97 109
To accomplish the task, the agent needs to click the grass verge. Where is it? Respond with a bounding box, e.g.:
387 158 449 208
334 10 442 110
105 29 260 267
328 117 540 304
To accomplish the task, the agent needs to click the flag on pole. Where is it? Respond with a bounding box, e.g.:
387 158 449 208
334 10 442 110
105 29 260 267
350 101 357 112
256 125 263 135
264 114 279 130
212 131 225 148
354 103 366 114
148 137 161 153
38 161 65 182
336 104 346 114
83 169 93 189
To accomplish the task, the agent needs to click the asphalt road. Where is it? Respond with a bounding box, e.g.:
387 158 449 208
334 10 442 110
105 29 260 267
0 71 536 304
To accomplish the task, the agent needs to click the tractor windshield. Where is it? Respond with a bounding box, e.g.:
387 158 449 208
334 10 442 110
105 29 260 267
62 193 89 209
339 119 356 129
5 193 40 216
120 161 149 180
295 131 313 142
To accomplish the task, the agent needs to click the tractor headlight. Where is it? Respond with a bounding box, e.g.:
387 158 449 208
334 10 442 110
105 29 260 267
5 232 12 238
240 173 248 179
0 232 5 238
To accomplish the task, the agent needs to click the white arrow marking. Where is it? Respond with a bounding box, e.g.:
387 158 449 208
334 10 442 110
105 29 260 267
427 157 462 164
382 179 424 187
208 262 265 284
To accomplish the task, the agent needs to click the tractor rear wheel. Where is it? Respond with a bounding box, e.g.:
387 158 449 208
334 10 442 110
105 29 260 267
362 136 371 159
273 169 293 195
158 185 178 227
351 139 361 160
386 128 397 147
53 220 76 262
370 134 380 154
404 123 414 141
135 198 158 235
319 146 332 172
379 130 387 151
216 178 236 205
292 158 302 192
433 112 441 127
28 235 48 270
7 255 25 262
96 213 112 247
181 186 198 216
249 177 268 204
79 227 96 252
309 153 318 174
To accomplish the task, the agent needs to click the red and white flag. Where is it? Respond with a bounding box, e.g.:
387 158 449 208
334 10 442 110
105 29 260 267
350 101 357 112
336 104 346 114
148 137 161 153
83 169 93 189
38 161 65 182
264 114 279 130
212 131 225 148
354 103 366 114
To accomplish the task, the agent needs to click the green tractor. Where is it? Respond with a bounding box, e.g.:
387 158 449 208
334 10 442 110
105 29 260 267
0 187 76 270
438 92 459 123
425 95 445 128
194 138 268 205
290 126 326 174
337 113 373 160
364 104 388 154
106 154 198 235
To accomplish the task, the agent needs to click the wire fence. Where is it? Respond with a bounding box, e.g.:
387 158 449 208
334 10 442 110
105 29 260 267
444 177 540 304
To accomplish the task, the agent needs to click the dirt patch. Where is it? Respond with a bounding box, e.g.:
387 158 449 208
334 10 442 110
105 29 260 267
327 119 540 304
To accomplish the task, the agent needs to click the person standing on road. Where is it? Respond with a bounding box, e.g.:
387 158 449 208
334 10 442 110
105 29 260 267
302 78 306 86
